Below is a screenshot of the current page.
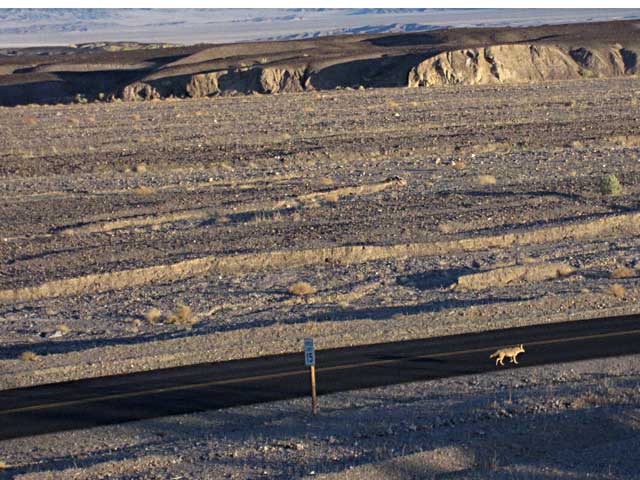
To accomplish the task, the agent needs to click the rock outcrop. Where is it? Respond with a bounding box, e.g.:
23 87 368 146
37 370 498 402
407 44 640 87
3 20 639 106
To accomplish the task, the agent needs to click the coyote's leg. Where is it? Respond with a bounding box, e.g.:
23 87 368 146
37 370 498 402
513 354 519 364
497 356 504 366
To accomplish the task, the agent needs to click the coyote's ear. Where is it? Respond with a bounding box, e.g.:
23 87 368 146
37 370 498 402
520 344 524 348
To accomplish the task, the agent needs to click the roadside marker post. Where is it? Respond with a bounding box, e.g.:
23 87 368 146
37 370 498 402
304 338 318 415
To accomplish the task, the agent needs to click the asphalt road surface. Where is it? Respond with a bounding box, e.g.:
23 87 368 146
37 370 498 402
1 313 640 441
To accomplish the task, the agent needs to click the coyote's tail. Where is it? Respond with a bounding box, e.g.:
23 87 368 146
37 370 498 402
489 351 499 358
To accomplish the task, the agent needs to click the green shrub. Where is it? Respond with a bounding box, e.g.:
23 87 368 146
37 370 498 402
600 174 623 196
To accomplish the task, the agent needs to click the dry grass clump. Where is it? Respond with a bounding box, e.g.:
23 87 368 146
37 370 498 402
166 304 199 325
451 160 466 171
144 307 163 323
477 174 497 185
56 324 71 334
610 266 636 279
288 281 317 296
19 351 39 362
319 177 335 186
608 283 627 298
133 186 155 195
571 391 602 409
607 135 640 148
133 163 148 173
599 174 622 196
322 191 341 203
24 116 39 126
0 461 7 469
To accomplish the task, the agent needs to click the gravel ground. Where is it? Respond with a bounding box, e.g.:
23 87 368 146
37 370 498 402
0 77 639 478
1 78 640 388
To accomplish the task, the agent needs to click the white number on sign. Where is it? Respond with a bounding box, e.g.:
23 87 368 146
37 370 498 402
304 338 315 366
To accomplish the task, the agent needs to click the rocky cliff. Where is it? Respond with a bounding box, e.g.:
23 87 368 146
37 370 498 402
407 44 639 87
2 20 639 105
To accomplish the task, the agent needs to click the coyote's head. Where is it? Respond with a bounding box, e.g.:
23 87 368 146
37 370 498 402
517 344 525 353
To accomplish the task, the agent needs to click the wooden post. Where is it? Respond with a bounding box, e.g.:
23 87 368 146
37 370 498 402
310 365 318 415
304 338 317 415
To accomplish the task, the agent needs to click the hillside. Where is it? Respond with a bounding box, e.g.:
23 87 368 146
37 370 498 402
0 20 639 106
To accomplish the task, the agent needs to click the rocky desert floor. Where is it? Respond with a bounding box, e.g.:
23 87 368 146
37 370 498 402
1 76 640 477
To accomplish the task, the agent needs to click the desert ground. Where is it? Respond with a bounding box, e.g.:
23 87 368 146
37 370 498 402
1 74 640 477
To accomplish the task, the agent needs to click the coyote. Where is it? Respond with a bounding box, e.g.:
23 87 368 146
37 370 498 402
489 344 525 366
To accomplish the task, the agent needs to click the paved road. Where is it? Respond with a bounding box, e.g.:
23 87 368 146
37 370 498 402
1 313 640 441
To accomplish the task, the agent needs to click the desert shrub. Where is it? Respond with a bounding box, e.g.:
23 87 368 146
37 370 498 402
166 304 198 325
608 283 627 298
19 351 39 362
144 307 163 323
288 281 316 296
610 266 636 279
133 163 147 173
56 324 70 334
599 174 622 196
319 177 335 186
451 160 466 171
134 186 155 195
477 175 497 185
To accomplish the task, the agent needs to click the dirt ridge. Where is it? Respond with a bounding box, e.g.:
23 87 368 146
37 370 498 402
2 210 639 304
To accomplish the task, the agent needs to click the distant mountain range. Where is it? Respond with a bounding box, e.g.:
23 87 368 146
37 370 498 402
1 8 640 47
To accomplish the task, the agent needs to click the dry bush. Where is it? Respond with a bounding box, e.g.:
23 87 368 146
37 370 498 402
319 177 335 186
477 175 497 185
67 117 80 125
608 283 627 298
607 135 640 148
24 117 38 126
610 266 636 279
166 304 198 325
600 174 622 196
571 391 602 409
0 461 7 469
322 191 341 203
387 100 400 108
288 281 316 296
19 351 39 362
56 324 71 334
134 186 155 195
437 222 456 234
451 160 466 171
133 164 147 173
144 307 162 323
